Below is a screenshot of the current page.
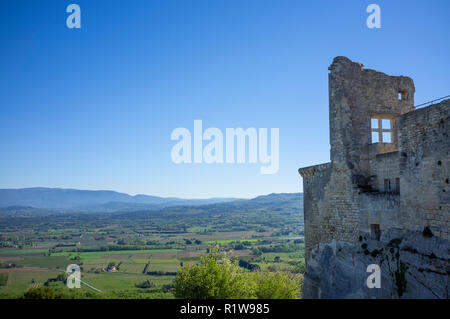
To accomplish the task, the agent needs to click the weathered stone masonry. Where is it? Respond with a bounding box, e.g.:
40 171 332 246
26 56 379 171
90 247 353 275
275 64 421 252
299 57 449 298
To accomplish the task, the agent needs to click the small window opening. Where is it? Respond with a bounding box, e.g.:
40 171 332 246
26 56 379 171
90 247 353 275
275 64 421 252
371 117 393 143
395 178 400 194
371 132 379 143
371 118 379 129
398 91 406 100
370 224 381 241
384 179 389 192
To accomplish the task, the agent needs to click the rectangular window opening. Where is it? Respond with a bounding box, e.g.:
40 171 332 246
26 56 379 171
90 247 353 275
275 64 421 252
370 224 381 241
395 178 400 194
371 117 393 144
371 118 379 129
371 132 379 143
384 179 389 192
398 91 406 101
382 119 391 129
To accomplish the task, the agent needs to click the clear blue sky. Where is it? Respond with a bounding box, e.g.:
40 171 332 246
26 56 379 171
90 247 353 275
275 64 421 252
0 0 449 198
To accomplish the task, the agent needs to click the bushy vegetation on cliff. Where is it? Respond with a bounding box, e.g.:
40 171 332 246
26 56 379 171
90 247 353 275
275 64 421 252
173 246 301 299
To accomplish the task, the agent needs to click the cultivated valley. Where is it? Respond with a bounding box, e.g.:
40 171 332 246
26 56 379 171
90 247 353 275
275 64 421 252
0 190 304 298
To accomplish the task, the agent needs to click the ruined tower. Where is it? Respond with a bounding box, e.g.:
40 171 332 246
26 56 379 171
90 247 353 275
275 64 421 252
299 57 449 298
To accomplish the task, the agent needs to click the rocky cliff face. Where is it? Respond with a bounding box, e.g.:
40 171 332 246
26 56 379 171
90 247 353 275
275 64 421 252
302 229 449 298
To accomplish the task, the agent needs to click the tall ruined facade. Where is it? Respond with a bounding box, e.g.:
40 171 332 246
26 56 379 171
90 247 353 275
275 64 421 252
299 57 449 298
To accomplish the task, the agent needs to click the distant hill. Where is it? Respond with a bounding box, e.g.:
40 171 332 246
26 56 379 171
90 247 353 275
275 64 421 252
119 193 303 218
0 187 238 211
0 188 303 216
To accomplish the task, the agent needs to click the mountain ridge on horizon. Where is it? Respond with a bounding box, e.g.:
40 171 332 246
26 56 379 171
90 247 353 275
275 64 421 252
0 187 302 213
1 186 237 200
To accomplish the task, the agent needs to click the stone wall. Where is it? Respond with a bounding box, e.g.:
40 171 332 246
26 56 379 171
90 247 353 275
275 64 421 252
299 163 331 261
398 99 450 239
299 57 449 298
300 161 360 260
328 56 415 178
300 57 418 260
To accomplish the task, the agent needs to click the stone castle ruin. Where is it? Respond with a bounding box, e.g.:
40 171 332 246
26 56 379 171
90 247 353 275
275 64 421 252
299 57 449 298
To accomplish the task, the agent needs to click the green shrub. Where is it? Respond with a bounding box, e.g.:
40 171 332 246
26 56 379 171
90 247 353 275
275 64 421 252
174 246 302 299
23 287 61 299
254 272 300 299
135 280 155 289
173 246 254 299
0 273 8 286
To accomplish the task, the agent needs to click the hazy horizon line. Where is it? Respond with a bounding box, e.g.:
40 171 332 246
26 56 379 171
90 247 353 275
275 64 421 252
0 186 302 200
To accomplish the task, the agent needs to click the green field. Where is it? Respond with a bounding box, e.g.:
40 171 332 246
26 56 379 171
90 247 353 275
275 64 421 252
0 196 304 299
0 270 60 296
206 239 259 244
51 249 181 259
0 249 48 255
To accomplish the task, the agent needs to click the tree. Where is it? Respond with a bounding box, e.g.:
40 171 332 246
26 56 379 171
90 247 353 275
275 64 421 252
254 272 300 299
135 280 155 289
23 287 60 299
173 246 254 299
